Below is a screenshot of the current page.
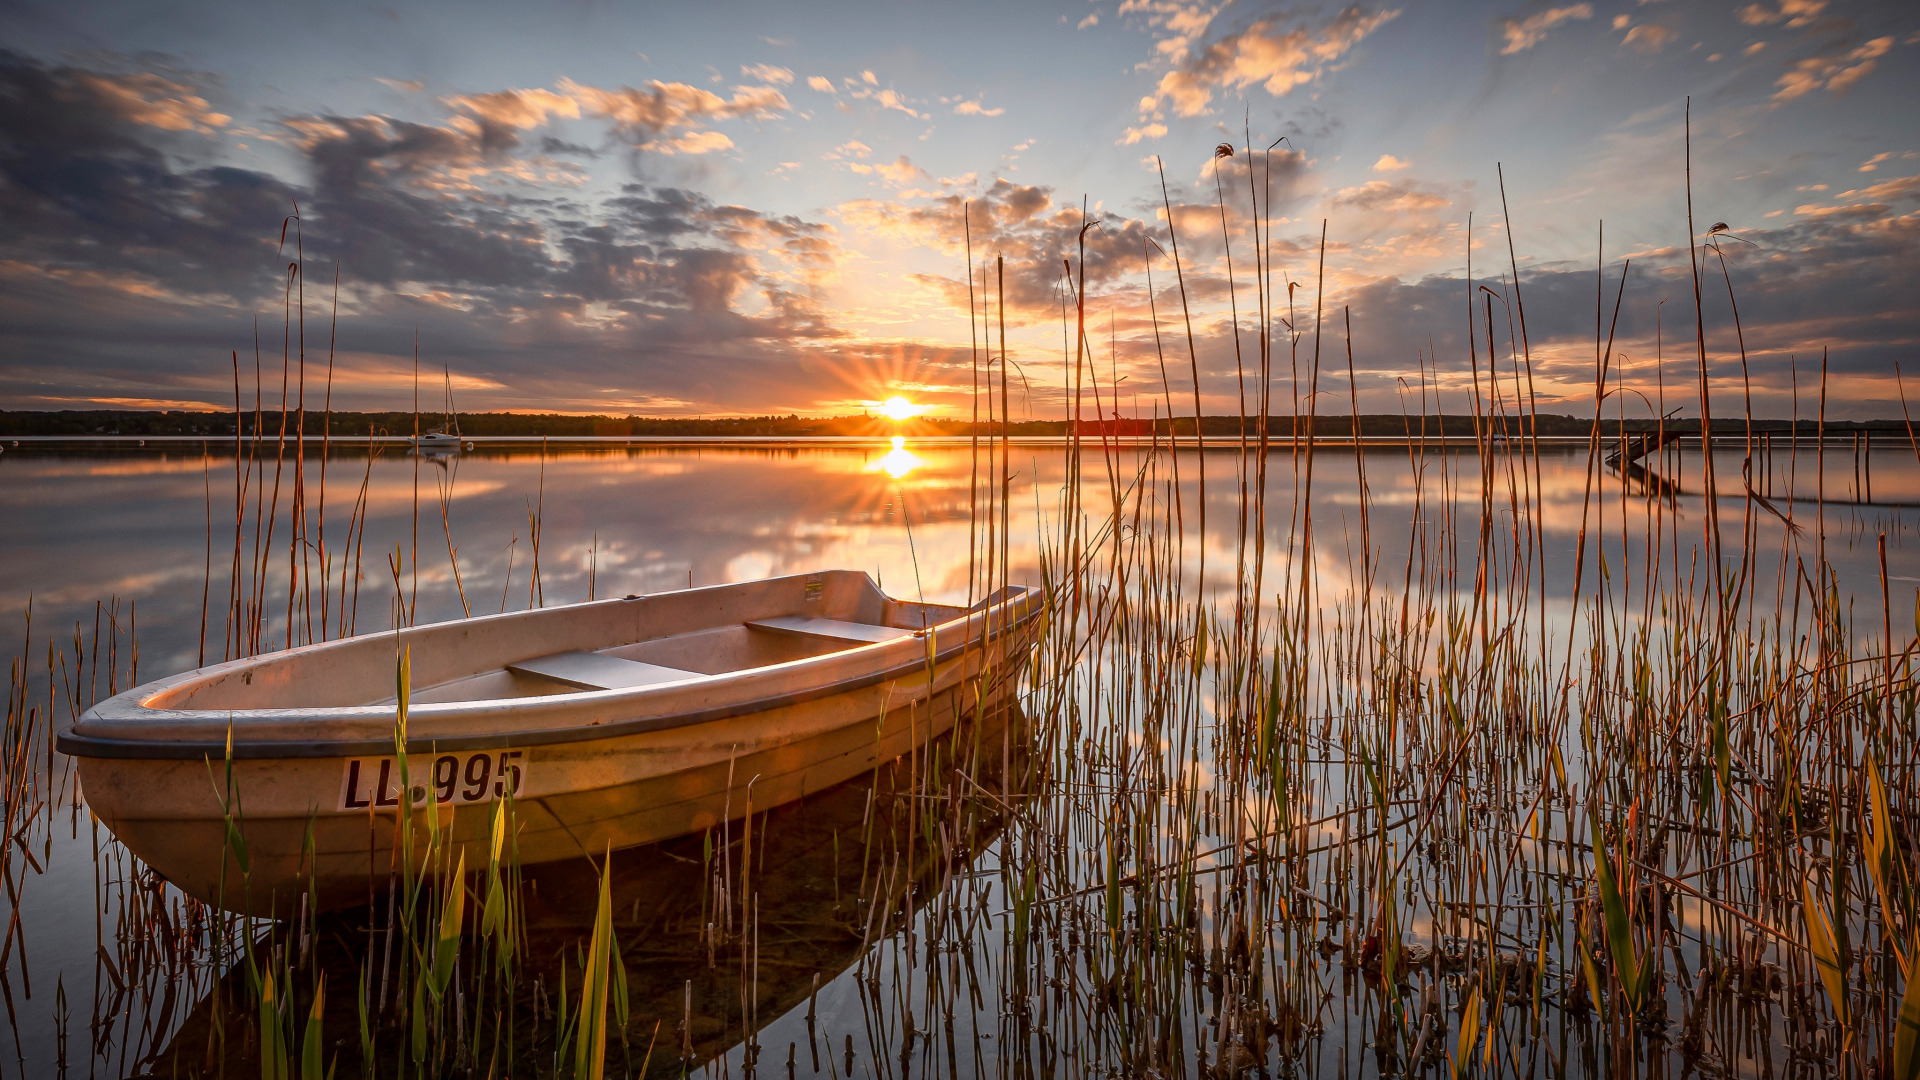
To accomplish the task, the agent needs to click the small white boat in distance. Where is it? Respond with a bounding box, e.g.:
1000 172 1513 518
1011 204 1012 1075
58 572 1041 913
410 430 462 450
410 363 465 452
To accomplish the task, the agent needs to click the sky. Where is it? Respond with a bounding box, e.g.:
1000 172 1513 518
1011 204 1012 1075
0 0 1915 419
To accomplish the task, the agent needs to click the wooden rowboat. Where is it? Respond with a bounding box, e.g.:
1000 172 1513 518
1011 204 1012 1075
57 571 1041 913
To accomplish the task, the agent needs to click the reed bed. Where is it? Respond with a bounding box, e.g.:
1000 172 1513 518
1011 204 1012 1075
1 134 1917 1079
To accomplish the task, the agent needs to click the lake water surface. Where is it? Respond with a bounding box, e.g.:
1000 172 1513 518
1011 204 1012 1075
3 436 1917 1076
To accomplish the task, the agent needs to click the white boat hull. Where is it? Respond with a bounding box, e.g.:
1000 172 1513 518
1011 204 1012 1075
58 571 1039 912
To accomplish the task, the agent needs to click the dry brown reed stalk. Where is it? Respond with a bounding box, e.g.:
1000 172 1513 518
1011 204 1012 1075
289 205 313 649
410 334 421 626
198 455 211 669
316 263 339 642
965 203 980 608
1211 141 1255 654
436 454 471 619
1155 156 1207 592
258 252 295 653
1685 99 1727 602
526 438 548 610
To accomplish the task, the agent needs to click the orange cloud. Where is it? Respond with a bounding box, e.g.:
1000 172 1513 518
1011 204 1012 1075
1331 180 1452 214
1737 0 1827 28
1141 6 1399 118
558 77 789 142
75 72 229 133
444 87 581 129
1622 24 1675 53
1498 4 1591 55
1774 36 1893 101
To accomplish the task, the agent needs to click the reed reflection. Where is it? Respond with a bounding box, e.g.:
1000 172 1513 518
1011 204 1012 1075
132 706 1028 1078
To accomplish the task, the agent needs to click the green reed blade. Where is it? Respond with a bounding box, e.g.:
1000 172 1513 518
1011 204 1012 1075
1452 983 1480 1080
300 976 326 1080
1801 871 1851 1032
1893 958 1920 1080
430 849 466 998
1588 810 1641 1009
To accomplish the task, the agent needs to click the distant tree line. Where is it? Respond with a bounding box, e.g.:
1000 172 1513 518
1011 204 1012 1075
0 409 1914 439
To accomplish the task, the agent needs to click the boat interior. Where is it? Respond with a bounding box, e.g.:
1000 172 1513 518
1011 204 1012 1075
134 571 1009 714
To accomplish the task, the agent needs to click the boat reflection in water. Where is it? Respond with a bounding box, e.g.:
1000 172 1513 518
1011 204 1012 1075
135 704 1030 1078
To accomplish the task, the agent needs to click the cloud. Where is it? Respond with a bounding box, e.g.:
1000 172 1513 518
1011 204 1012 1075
1312 190 1920 417
1119 123 1168 145
444 87 580 129
1622 23 1674 52
1859 152 1916 173
1330 179 1452 213
376 77 425 93
1859 174 1920 202
8 43 1916 420
1736 0 1826 28
954 99 1005 117
658 130 734 155
1774 36 1893 101
848 85 926 120
741 63 794 85
0 50 866 415
806 75 835 93
838 178 1160 315
839 148 1311 348
0 51 293 307
1078 11 1100 29
1117 0 1227 64
1139 5 1399 118
553 77 787 147
873 155 929 184
1792 201 1887 219
434 77 788 152
68 69 232 133
1498 4 1592 55
1795 173 1920 212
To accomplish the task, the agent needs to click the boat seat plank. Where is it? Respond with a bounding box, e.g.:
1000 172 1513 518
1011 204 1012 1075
506 651 703 692
745 616 914 645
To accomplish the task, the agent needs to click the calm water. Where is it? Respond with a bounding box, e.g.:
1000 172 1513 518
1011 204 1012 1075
1 437 1916 1075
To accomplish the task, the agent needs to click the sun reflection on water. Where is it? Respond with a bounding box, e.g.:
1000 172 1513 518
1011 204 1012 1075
869 435 921 478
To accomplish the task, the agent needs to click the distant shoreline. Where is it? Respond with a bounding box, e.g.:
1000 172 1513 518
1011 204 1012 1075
1 409 1914 440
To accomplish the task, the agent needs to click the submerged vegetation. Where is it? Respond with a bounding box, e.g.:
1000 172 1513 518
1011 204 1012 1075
3 126 1919 1079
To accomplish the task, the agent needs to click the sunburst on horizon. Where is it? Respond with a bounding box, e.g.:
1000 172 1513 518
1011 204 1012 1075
876 395 924 422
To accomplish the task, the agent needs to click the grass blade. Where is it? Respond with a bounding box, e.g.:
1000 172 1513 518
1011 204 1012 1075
1802 871 1851 1032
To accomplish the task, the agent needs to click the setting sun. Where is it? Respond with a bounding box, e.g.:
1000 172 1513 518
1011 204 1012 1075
877 396 922 422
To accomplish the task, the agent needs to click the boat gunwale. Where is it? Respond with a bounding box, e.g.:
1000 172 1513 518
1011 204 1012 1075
56 593 1041 761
